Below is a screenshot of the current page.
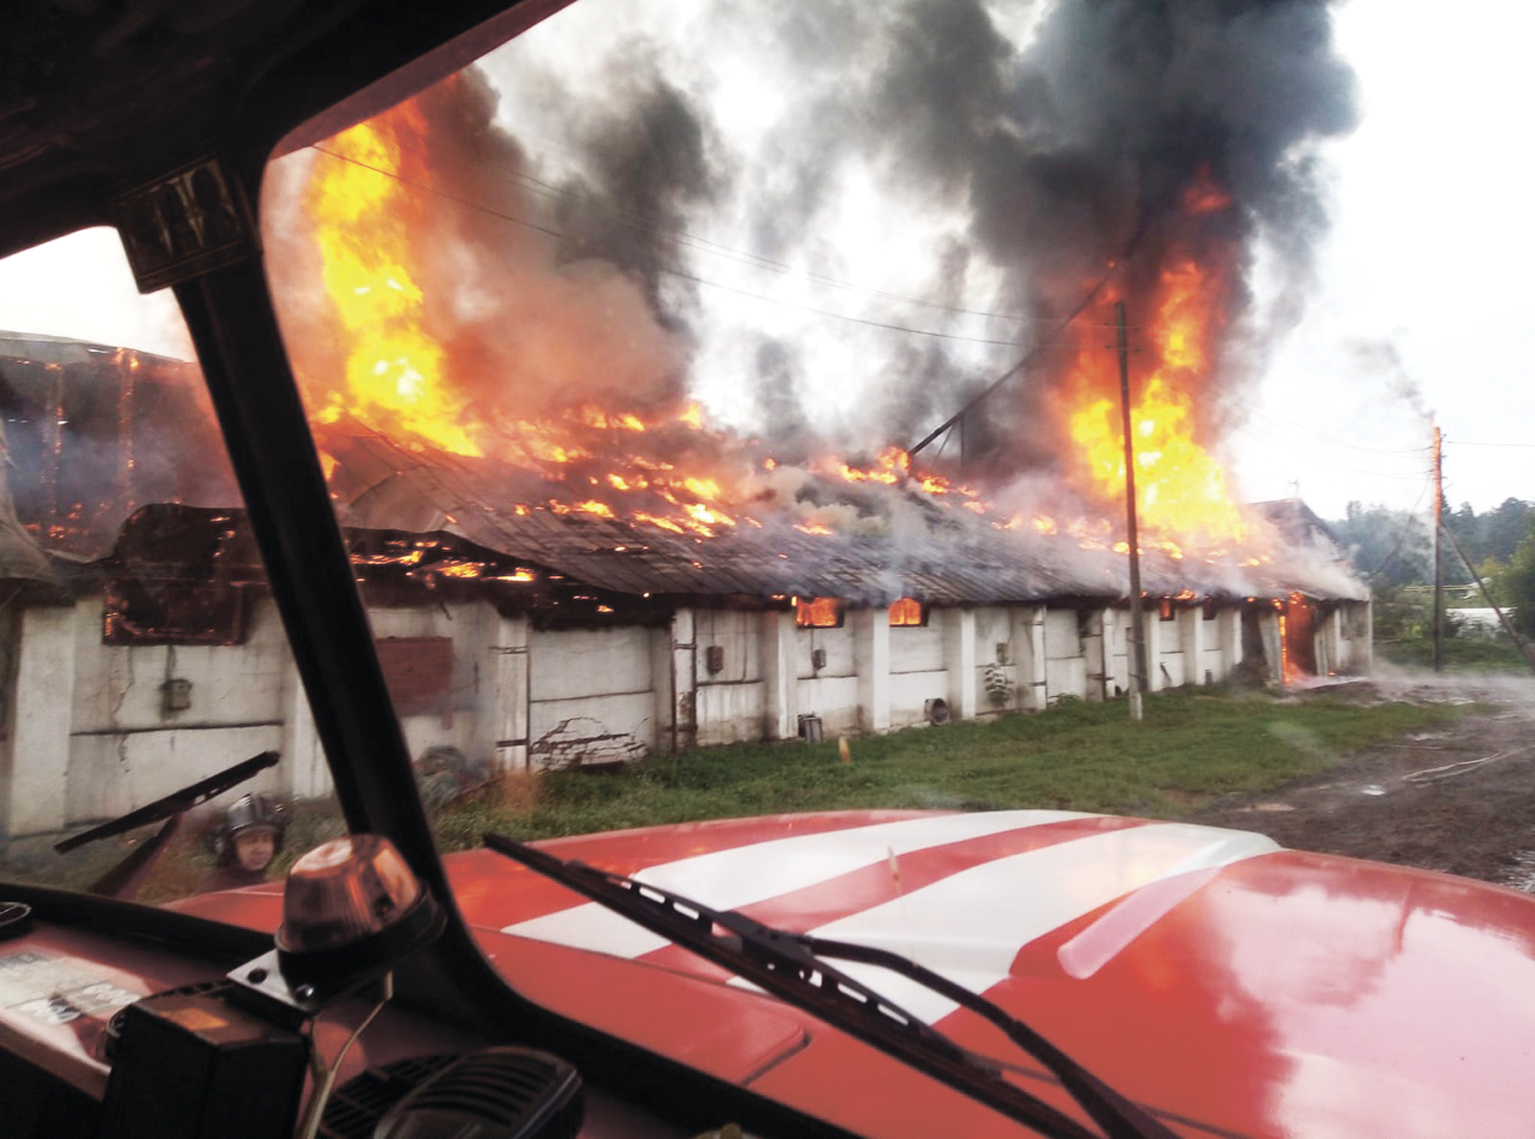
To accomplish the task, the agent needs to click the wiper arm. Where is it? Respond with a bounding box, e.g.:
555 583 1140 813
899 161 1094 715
55 749 280 854
485 833 1179 1139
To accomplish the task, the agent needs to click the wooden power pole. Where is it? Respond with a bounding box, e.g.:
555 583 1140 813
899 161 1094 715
1432 423 1444 674
1116 302 1148 721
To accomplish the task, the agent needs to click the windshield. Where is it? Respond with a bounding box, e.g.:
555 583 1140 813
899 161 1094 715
0 230 346 902
257 0 1372 859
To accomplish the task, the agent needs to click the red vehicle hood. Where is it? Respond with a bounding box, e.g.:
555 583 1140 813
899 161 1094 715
189 809 1535 1136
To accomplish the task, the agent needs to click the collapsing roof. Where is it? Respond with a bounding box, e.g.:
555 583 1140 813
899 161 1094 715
320 423 1369 607
1 334 1368 610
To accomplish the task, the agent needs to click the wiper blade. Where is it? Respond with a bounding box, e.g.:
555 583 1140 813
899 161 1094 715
485 833 1179 1139
55 750 280 854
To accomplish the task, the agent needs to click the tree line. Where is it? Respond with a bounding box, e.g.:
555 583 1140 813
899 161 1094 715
1328 498 1535 640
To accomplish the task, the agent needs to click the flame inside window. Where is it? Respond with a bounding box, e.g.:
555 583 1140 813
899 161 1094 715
795 597 844 628
888 598 926 627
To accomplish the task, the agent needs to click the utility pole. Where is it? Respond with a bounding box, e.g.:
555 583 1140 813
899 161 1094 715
1116 302 1148 721
1432 423 1444 674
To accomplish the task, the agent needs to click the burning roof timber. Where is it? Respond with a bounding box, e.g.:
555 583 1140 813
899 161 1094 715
0 334 1366 615
319 420 1368 608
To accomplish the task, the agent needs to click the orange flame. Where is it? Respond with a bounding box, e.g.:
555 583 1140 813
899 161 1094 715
297 104 1266 560
1060 193 1250 552
304 101 481 457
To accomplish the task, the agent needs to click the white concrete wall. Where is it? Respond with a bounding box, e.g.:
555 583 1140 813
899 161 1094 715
972 607 1016 713
795 676 859 736
796 621 858 736
1042 609 1089 703
527 625 656 768
2 606 76 835
889 619 944 674
1014 605 1047 711
0 585 1372 834
888 611 946 727
1150 610 1186 689
1101 609 1134 696
67 595 292 824
697 610 763 684
759 610 798 741
695 609 767 747
696 682 766 746
1197 611 1225 684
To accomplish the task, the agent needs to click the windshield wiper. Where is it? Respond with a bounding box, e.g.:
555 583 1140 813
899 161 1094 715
53 750 280 899
55 750 280 854
484 833 1179 1139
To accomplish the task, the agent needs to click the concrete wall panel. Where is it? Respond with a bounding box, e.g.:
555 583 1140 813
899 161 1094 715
889 669 950 727
796 676 859 736
796 623 855 680
67 723 285 824
697 610 763 683
889 620 944 674
696 681 767 746
528 690 656 769
73 598 289 734
529 627 653 703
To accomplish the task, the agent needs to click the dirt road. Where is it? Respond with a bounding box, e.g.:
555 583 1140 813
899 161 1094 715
1187 671 1535 892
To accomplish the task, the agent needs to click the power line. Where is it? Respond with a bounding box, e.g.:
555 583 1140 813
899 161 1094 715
1232 421 1435 481
308 144 1074 348
1246 410 1434 456
414 131 1116 329
907 261 1124 456
1363 477 1434 582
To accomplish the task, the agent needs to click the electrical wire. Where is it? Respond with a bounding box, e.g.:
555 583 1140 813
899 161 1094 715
1361 478 1433 582
308 144 1125 348
297 973 394 1139
1230 421 1434 482
1245 410 1434 456
407 131 1119 328
907 260 1125 456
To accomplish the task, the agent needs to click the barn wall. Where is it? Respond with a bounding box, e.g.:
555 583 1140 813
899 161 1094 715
526 625 657 768
1042 609 1088 703
890 618 945 674
972 606 1015 713
0 583 1373 835
691 606 769 748
796 620 858 736
1149 610 1187 689
66 594 292 823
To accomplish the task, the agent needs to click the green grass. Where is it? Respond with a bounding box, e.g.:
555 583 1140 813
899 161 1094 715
434 688 1476 848
1376 636 1533 673
1 689 1480 896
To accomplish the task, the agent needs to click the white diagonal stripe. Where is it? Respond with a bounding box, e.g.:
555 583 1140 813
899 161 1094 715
793 823 1278 1024
502 810 1098 955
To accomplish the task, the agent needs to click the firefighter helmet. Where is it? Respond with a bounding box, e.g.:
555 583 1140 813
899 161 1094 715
207 792 290 865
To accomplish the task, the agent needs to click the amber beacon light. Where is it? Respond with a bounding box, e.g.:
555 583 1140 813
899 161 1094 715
274 834 445 995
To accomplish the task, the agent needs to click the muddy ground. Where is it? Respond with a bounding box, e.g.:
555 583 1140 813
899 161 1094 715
1187 671 1535 892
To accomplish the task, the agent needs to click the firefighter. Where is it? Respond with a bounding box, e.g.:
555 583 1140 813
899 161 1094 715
200 793 290 891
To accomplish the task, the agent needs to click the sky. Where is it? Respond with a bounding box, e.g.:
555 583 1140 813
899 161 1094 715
0 0 1530 525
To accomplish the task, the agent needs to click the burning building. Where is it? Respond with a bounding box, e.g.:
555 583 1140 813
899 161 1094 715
0 331 1367 838
0 1 1374 834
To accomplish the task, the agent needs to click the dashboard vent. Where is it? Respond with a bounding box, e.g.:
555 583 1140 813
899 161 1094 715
322 1049 582 1139
319 1055 457 1139
375 1048 582 1139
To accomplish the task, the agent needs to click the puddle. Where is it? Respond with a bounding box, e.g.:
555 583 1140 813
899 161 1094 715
1498 851 1535 894
1252 802 1295 812
1360 784 1387 797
